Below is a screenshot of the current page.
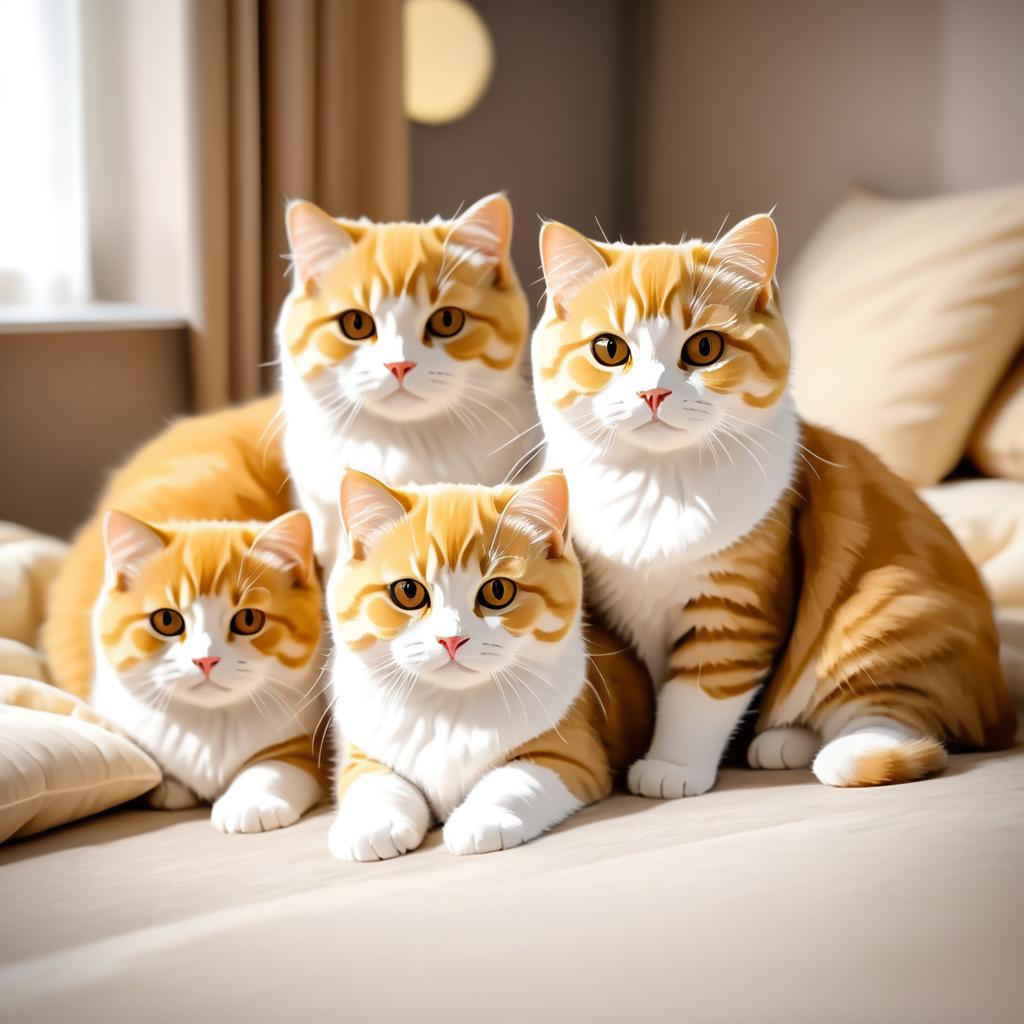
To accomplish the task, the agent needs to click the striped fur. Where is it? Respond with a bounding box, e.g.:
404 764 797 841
533 214 1016 794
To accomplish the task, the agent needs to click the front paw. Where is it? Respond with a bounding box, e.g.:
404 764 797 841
212 787 301 834
329 773 430 862
443 805 526 856
147 777 199 810
628 758 716 799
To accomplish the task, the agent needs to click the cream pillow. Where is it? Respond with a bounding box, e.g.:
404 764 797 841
0 676 161 843
970 353 1024 480
787 184 1024 485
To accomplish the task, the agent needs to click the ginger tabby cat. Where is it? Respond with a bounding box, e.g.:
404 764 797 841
533 212 1015 795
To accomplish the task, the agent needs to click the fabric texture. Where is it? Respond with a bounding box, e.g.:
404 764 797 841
0 676 160 843
787 183 1024 485
1 751 1021 1023
970 353 1024 480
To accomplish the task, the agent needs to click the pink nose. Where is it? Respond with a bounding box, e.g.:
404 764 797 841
437 636 469 660
192 656 221 678
638 387 672 416
385 361 417 385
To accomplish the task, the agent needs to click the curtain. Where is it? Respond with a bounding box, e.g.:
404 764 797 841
84 0 408 411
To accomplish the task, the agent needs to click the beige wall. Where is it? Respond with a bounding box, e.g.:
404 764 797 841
637 0 1024 273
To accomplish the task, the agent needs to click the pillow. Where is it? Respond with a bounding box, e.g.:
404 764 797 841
787 184 1024 485
0 676 161 843
970 353 1024 480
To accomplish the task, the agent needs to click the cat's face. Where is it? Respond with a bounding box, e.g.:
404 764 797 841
533 215 790 456
97 512 321 710
329 472 580 694
279 193 528 426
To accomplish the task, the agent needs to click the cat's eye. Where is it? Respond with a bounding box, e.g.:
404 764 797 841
427 306 465 338
681 330 725 368
230 608 266 636
338 309 376 341
591 334 630 367
388 578 430 611
477 578 518 611
150 608 185 637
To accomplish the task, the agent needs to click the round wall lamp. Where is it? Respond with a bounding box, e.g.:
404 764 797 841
404 0 495 125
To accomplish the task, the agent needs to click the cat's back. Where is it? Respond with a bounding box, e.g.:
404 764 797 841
45 395 289 699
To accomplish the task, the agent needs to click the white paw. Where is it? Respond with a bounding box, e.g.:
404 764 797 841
329 773 430 862
628 758 717 799
147 777 198 810
443 804 526 855
443 763 581 856
748 726 819 770
212 760 320 834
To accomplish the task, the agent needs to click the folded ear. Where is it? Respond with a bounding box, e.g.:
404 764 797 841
442 192 513 286
539 221 608 318
494 472 570 559
103 511 167 590
286 199 356 289
712 213 779 311
248 511 315 585
339 471 412 561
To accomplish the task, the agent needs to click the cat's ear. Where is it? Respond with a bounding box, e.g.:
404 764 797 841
443 192 513 287
248 511 314 586
713 213 779 311
495 471 570 559
103 511 167 590
286 200 356 289
539 222 608 318
339 471 412 561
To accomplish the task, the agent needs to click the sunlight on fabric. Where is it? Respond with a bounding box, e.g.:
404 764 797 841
0 0 91 305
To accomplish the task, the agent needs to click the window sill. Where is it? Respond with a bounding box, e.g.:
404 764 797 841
0 303 187 334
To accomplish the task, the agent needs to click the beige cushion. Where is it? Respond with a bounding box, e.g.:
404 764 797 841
0 522 68 660
0 676 160 843
970 353 1024 480
788 184 1024 485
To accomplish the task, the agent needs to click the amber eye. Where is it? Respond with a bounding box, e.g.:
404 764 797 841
477 578 518 611
681 330 725 368
150 608 185 637
230 608 266 636
427 307 466 338
388 579 430 611
338 309 376 340
591 334 630 367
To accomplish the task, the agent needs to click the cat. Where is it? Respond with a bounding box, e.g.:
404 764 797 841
45 193 533 699
281 192 534 567
325 470 653 859
92 510 326 832
532 213 1016 796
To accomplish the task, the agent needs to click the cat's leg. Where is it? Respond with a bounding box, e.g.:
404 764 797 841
629 681 759 797
147 776 200 810
747 725 819 769
443 720 607 856
812 715 947 787
212 760 321 833
328 749 430 862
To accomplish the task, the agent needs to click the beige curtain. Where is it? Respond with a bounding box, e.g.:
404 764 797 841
85 0 408 411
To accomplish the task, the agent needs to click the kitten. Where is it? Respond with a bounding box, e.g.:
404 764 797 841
281 192 534 567
532 214 1016 794
92 510 326 832
325 471 652 859
46 194 533 700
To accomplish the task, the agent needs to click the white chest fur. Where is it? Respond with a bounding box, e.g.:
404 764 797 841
331 632 586 821
542 398 799 685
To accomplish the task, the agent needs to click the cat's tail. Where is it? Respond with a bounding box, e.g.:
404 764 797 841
812 719 948 787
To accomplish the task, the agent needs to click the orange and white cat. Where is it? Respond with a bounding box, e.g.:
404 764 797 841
93 511 326 832
46 194 533 699
533 213 1016 795
281 193 533 567
326 472 652 859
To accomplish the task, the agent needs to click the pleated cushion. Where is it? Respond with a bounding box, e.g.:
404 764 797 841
0 676 160 843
